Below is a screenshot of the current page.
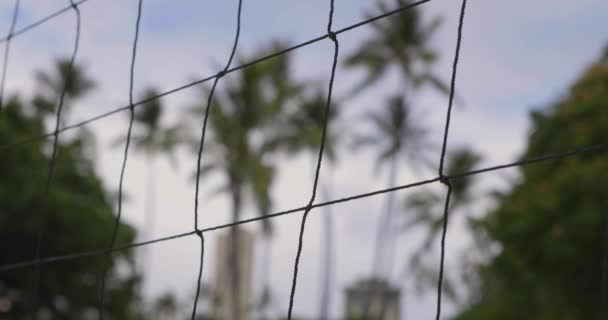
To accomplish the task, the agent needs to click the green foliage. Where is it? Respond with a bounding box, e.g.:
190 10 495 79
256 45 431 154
456 51 608 319
33 58 95 116
115 87 184 168
0 97 140 319
344 0 445 94
267 87 340 163
188 42 302 235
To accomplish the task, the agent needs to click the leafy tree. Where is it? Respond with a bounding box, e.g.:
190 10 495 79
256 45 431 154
344 0 446 95
455 47 608 320
268 88 339 161
0 95 140 319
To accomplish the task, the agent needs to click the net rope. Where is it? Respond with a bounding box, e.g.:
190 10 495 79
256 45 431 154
0 0 607 319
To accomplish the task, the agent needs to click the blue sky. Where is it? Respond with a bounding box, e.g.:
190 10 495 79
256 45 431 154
2 0 608 319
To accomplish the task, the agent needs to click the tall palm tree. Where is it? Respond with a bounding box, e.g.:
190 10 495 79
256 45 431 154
344 0 446 95
32 58 95 119
268 88 340 319
353 94 432 276
132 89 182 268
113 88 183 298
188 43 300 320
352 94 433 318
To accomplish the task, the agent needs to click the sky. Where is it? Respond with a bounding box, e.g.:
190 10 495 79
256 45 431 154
1 0 608 319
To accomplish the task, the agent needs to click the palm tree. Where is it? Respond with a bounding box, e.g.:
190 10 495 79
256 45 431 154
30 58 97 153
268 89 339 160
188 43 300 320
396 147 481 310
344 0 446 95
351 94 433 318
354 94 432 275
32 58 95 119
113 88 183 298
344 2 452 317
403 147 481 254
269 88 341 319
128 88 182 168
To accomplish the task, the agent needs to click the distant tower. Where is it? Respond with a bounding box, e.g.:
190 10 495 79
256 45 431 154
345 277 400 320
213 227 255 320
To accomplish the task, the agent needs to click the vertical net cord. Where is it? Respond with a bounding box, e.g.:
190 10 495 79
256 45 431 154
98 0 143 319
287 1 339 318
0 0 20 109
190 0 243 318
30 1 81 318
435 1 467 320
600 206 608 320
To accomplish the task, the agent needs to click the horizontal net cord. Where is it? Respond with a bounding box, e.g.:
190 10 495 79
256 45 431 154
0 0 90 43
1 141 606 272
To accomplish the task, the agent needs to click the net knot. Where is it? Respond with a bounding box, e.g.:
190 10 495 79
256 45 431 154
70 1 78 10
217 70 227 78
439 175 451 186
328 31 337 42
305 203 313 212
195 229 203 237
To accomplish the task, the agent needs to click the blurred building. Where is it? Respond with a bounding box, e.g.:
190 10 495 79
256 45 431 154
213 227 255 320
344 277 400 320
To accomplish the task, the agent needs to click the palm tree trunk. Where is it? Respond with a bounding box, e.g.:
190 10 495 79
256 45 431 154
139 156 156 299
260 233 271 319
364 157 398 319
229 188 242 320
318 182 334 320
371 157 398 277
382 158 399 278
378 158 404 320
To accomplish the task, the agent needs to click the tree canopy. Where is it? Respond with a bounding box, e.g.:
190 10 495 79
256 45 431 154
456 48 608 320
0 95 139 318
